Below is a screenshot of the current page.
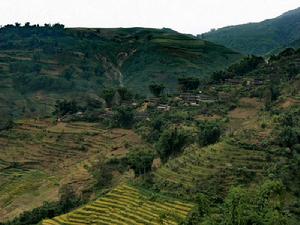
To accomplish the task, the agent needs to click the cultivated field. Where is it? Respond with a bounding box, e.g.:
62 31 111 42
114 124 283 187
0 119 145 222
43 184 194 225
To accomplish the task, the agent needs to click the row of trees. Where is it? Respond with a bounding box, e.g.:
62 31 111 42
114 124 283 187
1 23 65 30
211 55 264 83
148 77 201 97
102 87 134 107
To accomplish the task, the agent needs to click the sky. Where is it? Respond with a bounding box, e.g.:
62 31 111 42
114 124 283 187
0 0 299 35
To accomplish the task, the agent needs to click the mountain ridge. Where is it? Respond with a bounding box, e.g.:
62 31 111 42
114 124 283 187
200 7 300 55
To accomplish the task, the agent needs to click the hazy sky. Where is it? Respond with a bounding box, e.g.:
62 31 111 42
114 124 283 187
0 0 299 34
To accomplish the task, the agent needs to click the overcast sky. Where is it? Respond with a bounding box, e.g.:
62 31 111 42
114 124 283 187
0 0 299 35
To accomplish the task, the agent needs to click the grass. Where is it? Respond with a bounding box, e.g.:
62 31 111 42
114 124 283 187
42 184 195 225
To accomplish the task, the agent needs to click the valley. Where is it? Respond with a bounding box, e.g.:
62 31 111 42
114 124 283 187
0 9 300 225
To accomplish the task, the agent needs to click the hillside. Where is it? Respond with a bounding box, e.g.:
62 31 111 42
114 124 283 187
0 25 241 119
32 48 300 225
0 119 150 222
0 24 300 224
200 7 300 55
0 48 294 225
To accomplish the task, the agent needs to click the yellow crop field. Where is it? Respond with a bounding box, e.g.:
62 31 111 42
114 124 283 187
42 184 195 225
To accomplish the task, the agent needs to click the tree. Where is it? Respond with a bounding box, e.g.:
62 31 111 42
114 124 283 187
59 185 81 213
228 55 264 76
24 22 31 28
102 89 115 107
63 66 76 80
178 77 200 92
52 23 65 30
117 87 133 101
220 180 288 225
196 193 210 217
149 83 165 97
91 157 113 189
127 148 155 176
198 122 221 147
0 118 14 131
112 106 134 128
53 100 80 117
277 127 299 148
211 70 232 83
157 127 188 162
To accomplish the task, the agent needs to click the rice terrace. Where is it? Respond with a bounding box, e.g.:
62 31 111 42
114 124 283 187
0 1 300 225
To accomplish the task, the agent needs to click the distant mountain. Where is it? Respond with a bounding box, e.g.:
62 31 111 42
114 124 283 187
200 7 300 55
0 25 241 118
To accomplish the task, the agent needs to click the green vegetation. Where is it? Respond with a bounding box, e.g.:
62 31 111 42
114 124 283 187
2 185 82 225
178 77 200 92
127 148 155 176
157 127 189 162
149 83 165 97
1 20 300 225
0 24 241 118
198 121 221 146
201 7 300 55
42 184 194 225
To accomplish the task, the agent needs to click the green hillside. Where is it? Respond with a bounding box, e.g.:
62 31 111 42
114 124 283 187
0 25 241 119
200 7 300 55
32 48 300 225
1 23 300 225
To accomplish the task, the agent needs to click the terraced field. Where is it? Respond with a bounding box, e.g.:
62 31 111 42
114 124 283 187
154 141 287 198
0 119 146 222
43 184 194 225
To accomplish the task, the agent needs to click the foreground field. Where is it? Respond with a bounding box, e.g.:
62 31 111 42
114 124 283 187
0 119 146 222
43 184 194 225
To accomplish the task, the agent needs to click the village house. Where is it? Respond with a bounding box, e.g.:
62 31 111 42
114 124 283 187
180 93 216 104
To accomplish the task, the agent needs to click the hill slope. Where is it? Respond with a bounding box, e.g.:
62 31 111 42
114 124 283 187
43 184 194 225
0 25 241 118
200 7 300 55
